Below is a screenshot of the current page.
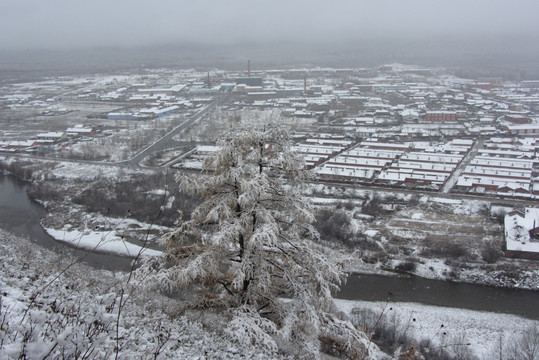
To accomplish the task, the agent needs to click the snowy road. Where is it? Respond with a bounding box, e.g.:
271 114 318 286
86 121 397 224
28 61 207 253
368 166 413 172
441 137 484 193
120 98 218 166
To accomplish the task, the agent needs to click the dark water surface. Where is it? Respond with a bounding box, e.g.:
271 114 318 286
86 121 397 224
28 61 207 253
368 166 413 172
338 273 539 320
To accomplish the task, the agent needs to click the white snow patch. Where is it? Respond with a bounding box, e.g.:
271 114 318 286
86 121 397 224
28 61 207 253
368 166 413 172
365 229 379 238
44 228 161 258
310 197 343 205
413 258 451 279
147 189 166 196
430 197 462 205
336 299 539 360
411 212 424 220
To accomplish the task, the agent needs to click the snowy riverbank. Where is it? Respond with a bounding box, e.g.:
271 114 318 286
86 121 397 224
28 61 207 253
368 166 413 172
43 227 162 258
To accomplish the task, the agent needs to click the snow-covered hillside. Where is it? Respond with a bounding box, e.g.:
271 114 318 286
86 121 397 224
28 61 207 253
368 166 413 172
0 229 294 359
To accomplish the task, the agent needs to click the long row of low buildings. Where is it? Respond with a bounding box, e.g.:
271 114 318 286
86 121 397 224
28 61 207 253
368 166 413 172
311 138 471 189
455 138 538 196
291 135 539 198
0 125 96 152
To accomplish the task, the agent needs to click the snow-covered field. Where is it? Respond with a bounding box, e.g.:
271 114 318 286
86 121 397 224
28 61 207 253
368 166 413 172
336 299 538 360
308 183 539 290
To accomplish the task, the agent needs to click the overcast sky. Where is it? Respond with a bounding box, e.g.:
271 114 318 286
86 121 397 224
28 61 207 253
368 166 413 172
1 0 539 51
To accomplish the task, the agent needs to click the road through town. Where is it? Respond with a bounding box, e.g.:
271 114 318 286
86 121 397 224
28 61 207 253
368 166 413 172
120 98 218 166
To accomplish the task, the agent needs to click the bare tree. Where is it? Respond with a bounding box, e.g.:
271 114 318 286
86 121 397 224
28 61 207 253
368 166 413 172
507 325 539 360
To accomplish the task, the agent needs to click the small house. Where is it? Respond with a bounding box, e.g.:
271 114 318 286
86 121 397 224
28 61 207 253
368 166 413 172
504 208 539 260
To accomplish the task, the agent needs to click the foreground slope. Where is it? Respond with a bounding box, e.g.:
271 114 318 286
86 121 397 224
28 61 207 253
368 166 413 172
0 229 295 359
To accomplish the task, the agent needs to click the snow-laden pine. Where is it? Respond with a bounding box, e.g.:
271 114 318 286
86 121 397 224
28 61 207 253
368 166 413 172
138 124 371 359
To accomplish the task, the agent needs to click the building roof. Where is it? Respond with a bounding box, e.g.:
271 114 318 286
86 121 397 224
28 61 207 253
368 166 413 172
505 208 539 253
36 132 66 138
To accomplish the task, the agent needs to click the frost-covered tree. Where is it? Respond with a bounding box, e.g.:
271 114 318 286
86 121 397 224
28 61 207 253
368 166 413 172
138 124 369 359
507 325 539 360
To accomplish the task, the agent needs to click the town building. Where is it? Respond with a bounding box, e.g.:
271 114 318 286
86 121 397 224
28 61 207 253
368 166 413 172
504 208 539 260
35 132 68 144
425 111 457 122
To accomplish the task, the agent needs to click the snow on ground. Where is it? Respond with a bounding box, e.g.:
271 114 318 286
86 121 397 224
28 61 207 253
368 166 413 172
411 212 424 220
177 160 203 169
310 196 344 205
47 161 152 180
413 258 451 279
429 197 462 205
453 199 490 215
335 299 539 360
0 229 290 360
90 208 171 233
365 229 379 238
44 227 162 258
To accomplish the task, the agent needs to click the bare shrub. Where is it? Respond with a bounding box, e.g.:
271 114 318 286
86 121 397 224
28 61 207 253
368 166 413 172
315 208 353 245
353 235 383 252
335 200 355 211
407 194 420 207
350 306 414 355
492 209 508 225
480 240 502 264
507 325 539 360
71 174 200 226
1 289 118 359
362 194 382 218
419 337 476 360
27 182 63 202
395 260 417 273
420 241 470 260
0 160 34 180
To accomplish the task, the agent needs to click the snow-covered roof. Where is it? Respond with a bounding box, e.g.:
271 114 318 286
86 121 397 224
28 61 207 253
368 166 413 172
0 140 38 148
66 127 93 134
400 152 462 164
394 160 455 173
327 156 390 168
196 145 221 153
478 149 535 158
36 132 66 138
140 105 179 115
470 156 534 169
463 166 531 179
316 165 375 179
344 148 403 159
505 208 539 253
360 141 411 150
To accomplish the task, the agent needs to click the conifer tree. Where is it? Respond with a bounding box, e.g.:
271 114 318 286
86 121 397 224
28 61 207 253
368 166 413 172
139 124 369 359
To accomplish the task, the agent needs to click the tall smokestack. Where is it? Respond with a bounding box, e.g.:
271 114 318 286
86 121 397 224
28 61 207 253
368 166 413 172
304 75 307 93
248 60 251 77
